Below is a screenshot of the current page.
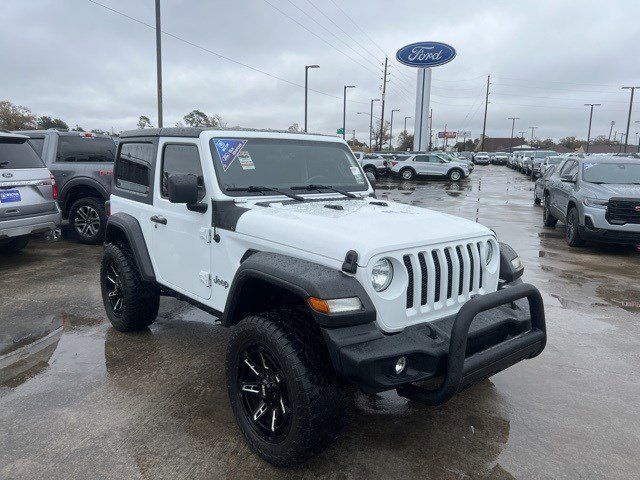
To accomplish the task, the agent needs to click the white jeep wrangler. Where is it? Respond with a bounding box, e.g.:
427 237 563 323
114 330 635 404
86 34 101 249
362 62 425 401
101 127 546 467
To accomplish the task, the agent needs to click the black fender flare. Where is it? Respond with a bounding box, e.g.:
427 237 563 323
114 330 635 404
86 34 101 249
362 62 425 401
104 212 155 282
222 251 376 328
60 176 109 210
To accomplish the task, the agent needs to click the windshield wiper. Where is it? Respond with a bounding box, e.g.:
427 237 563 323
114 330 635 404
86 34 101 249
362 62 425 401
290 184 358 199
224 185 304 202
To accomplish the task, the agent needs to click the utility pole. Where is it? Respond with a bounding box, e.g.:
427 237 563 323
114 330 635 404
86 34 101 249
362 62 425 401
584 103 601 154
480 75 490 151
368 99 379 151
389 109 399 151
636 121 640 153
304 65 320 132
608 120 615 141
342 85 356 140
508 117 519 153
155 0 163 128
529 126 538 143
443 123 448 149
378 57 389 150
622 86 639 153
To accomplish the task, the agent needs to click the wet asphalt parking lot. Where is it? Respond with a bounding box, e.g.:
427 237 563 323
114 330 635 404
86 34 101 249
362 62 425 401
1 165 639 479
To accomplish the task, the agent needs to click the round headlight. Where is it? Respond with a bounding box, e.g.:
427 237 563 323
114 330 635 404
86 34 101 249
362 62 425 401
485 241 494 266
371 258 393 292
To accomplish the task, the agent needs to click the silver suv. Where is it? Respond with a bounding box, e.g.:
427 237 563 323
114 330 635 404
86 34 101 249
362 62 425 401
542 156 640 246
390 152 471 181
0 132 60 254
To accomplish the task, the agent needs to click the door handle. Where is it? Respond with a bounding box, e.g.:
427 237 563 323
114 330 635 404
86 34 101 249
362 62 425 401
150 215 167 225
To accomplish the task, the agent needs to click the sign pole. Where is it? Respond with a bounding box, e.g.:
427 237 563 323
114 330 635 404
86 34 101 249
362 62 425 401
413 68 432 152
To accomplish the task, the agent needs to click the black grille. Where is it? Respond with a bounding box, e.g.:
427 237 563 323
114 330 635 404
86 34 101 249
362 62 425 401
607 198 640 225
418 253 428 305
431 251 441 302
467 244 475 291
477 242 484 288
444 248 453 299
403 255 414 308
456 246 464 295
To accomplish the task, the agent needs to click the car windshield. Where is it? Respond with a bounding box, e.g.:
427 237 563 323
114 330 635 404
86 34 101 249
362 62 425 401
0 137 45 169
210 138 368 195
582 161 640 184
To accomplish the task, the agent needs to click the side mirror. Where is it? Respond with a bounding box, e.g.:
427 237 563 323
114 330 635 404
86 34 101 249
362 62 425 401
167 173 199 204
365 171 376 190
560 173 576 183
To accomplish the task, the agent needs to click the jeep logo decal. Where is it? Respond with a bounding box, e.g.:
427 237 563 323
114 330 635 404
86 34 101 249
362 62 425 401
213 276 229 289
1 173 13 178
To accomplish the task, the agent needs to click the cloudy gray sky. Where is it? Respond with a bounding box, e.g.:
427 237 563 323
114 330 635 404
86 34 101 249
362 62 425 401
2 0 639 144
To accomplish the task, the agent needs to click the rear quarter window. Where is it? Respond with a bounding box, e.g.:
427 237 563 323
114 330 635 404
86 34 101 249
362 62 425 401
0 137 45 169
114 143 153 194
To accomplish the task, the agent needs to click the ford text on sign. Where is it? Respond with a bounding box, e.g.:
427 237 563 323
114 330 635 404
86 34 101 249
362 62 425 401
396 42 456 68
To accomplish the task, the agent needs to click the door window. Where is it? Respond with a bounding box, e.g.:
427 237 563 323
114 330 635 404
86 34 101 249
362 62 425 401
161 144 205 201
428 154 444 163
560 160 578 180
114 142 153 193
414 155 428 162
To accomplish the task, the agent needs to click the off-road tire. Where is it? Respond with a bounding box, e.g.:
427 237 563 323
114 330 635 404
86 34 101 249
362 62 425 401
363 166 378 179
448 169 463 182
400 168 415 181
226 309 347 467
543 195 558 227
0 237 29 254
565 207 585 247
69 197 106 245
100 243 159 331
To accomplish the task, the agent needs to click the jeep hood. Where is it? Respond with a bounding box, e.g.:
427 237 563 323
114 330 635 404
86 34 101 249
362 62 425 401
234 197 493 266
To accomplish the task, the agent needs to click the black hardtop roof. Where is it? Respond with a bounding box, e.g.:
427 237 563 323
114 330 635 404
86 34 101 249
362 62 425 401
119 127 337 139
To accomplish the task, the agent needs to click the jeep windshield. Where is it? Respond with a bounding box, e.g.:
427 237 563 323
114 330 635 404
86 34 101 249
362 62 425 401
210 138 368 196
582 161 640 184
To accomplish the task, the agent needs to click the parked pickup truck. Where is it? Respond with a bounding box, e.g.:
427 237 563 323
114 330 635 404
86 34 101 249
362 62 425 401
101 127 546 467
16 130 116 244
542 156 640 246
0 132 60 254
353 152 388 178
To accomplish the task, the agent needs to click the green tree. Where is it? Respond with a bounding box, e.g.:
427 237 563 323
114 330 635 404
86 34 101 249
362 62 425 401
183 110 223 128
396 131 414 151
531 138 556 149
36 115 68 130
0 100 36 130
137 115 153 129
559 136 584 150
71 125 85 132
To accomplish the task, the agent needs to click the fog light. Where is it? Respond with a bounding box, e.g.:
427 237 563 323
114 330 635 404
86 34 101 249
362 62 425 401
394 356 406 375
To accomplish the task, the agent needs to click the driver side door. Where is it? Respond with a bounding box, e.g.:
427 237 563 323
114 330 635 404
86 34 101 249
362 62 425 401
150 140 212 300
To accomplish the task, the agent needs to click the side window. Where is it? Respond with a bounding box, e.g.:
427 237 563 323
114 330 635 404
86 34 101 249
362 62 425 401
161 144 205 201
428 154 442 163
543 165 556 178
114 143 153 194
560 160 578 179
414 155 428 162
28 137 45 157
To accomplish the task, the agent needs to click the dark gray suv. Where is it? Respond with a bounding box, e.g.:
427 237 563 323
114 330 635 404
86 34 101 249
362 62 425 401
15 130 116 244
542 156 640 246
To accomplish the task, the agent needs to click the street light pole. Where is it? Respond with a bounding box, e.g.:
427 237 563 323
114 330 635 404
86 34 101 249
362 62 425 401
584 103 601 153
155 0 163 128
369 98 380 151
342 85 356 140
389 109 399 151
508 117 519 153
622 86 639 153
304 65 320 132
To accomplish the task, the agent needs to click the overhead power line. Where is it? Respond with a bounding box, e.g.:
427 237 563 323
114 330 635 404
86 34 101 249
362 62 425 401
85 0 368 105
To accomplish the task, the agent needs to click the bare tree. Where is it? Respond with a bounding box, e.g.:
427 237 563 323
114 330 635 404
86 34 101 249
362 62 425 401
0 100 36 130
287 123 300 132
183 110 224 128
137 115 153 129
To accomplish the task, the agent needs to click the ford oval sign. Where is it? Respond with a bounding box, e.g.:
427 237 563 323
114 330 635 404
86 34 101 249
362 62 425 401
396 42 456 68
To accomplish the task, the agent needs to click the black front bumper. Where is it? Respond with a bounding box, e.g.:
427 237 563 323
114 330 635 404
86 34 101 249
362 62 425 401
321 283 546 405
580 225 640 245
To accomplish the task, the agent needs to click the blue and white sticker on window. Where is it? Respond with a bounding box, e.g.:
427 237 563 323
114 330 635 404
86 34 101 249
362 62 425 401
213 139 248 171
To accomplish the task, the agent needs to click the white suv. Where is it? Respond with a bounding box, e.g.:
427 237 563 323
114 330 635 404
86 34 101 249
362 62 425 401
101 127 546 467
390 152 471 181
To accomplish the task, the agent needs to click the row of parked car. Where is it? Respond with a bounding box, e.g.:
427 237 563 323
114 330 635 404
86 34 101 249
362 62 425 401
0 129 116 253
354 151 474 182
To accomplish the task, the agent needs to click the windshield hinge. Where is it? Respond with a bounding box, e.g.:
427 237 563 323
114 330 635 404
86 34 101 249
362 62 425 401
200 227 213 244
199 271 212 287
